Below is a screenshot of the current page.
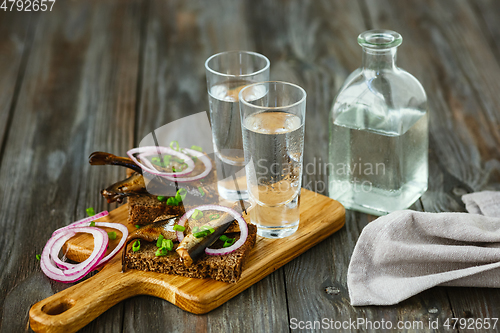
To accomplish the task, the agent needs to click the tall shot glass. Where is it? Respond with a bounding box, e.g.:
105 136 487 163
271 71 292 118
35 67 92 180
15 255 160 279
205 51 270 202
239 81 307 238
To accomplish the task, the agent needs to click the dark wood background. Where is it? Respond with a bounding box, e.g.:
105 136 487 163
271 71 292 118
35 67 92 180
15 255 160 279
1 0 500 332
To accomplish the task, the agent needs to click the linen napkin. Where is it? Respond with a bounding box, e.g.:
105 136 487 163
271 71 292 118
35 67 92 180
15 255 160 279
347 191 500 306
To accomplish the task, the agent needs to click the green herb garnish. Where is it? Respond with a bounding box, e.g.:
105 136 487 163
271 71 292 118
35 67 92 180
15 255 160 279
210 214 220 220
192 209 203 220
166 197 178 206
162 239 174 251
193 230 209 238
156 235 165 248
108 232 117 240
157 196 166 202
163 155 171 166
192 226 199 233
151 157 162 166
198 187 205 196
86 207 95 216
173 225 185 232
200 225 215 234
170 140 179 151
175 188 187 203
191 145 203 152
36 254 41 261
223 238 235 248
135 225 140 228
132 240 141 252
89 221 96 227
219 235 230 242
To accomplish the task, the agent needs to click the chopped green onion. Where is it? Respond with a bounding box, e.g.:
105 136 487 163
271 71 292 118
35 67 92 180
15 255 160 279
192 226 199 233
173 225 185 232
191 145 203 152
175 188 187 202
36 254 41 261
219 235 230 242
170 140 179 151
157 196 166 202
191 156 198 163
192 209 203 220
163 155 171 166
166 197 178 206
210 214 220 220
151 157 162 166
155 248 168 256
223 238 235 248
108 232 117 240
89 221 96 227
156 235 165 248
86 207 95 216
198 187 205 196
173 157 184 163
132 240 141 252
135 225 140 228
200 225 215 234
193 230 209 238
162 239 174 251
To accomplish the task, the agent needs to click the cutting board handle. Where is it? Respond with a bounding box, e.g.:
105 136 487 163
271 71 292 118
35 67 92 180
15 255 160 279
29 260 137 333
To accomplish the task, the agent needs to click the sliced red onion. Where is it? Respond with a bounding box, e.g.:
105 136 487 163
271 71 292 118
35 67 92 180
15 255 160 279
52 210 109 236
127 146 194 177
51 221 129 269
176 205 248 255
40 227 108 283
162 148 212 183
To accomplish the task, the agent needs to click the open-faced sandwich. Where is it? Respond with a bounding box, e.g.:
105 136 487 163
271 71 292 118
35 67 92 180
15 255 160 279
123 204 256 283
90 144 255 283
89 144 219 226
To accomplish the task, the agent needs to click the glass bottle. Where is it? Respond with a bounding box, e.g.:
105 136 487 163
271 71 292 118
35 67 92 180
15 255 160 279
328 30 428 215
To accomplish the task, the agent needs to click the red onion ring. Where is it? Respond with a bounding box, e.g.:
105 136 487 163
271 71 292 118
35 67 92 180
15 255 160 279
51 221 128 269
162 148 212 183
127 146 194 177
52 211 109 236
176 205 248 255
40 227 108 283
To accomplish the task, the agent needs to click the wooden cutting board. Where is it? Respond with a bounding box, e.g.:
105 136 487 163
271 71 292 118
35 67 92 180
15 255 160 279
29 189 344 333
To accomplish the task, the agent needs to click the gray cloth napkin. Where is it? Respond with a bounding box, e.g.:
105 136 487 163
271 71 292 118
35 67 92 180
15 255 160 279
347 191 500 306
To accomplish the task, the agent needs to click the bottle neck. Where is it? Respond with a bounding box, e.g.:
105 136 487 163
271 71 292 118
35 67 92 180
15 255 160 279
362 47 397 71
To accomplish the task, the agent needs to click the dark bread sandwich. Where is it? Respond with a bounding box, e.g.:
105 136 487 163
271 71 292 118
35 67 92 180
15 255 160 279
89 149 219 226
123 205 256 283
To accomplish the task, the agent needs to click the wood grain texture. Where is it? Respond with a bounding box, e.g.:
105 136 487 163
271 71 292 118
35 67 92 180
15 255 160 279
0 1 142 332
1 0 500 332
29 189 345 332
363 0 500 331
0 11 33 159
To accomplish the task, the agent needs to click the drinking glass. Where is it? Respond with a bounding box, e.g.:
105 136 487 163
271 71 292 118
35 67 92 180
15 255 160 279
239 81 307 238
205 51 270 202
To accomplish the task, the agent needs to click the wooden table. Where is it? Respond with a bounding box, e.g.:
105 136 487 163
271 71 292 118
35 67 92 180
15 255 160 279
1 0 499 332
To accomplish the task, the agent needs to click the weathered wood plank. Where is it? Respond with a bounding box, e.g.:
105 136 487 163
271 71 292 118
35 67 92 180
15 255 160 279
363 0 500 330
0 11 33 161
126 0 290 332
471 0 500 65
0 1 142 332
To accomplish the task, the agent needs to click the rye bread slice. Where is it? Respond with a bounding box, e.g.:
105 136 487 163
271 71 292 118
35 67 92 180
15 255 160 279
124 223 256 283
127 194 184 225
